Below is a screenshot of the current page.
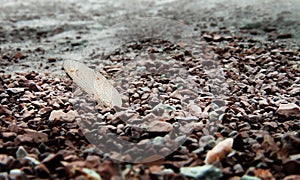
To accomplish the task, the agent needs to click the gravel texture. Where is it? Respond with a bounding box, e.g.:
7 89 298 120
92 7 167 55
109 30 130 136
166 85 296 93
0 0 300 180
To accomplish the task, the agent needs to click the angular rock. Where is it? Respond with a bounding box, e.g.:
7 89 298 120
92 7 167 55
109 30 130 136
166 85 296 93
2 132 17 140
188 103 202 117
34 164 50 178
49 110 76 122
42 154 64 172
180 165 222 180
148 121 173 133
16 146 28 159
283 175 300 180
276 103 300 118
254 169 275 180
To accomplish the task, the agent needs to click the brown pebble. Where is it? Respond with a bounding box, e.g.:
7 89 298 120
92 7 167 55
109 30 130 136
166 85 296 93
14 52 27 59
148 121 173 133
34 164 50 178
276 103 300 118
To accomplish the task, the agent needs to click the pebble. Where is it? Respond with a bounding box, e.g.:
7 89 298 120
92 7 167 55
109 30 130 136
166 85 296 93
233 164 244 174
188 103 202 117
240 175 261 180
34 164 50 178
180 165 222 180
42 154 64 172
148 121 173 133
81 168 102 180
49 110 76 122
2 132 17 140
9 169 27 180
205 138 233 164
276 103 300 118
289 87 300 96
16 146 28 159
7 88 25 94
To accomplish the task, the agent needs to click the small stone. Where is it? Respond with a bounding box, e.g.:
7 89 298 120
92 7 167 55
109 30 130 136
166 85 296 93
283 159 300 174
254 169 274 180
203 34 213 41
289 87 300 96
85 155 100 166
28 83 40 92
15 134 33 144
276 33 292 39
42 154 64 172
141 93 150 100
0 105 12 115
16 146 28 158
180 165 222 180
240 175 261 180
233 164 244 174
188 103 202 117
149 165 162 174
24 156 40 165
81 168 102 180
48 58 56 63
213 34 223 42
49 110 76 122
9 169 27 180
2 132 17 140
0 172 8 180
24 129 48 143
14 52 26 59
258 99 269 109
172 53 184 60
34 164 50 178
148 121 173 133
22 110 35 120
7 88 25 94
283 175 300 180
276 103 300 118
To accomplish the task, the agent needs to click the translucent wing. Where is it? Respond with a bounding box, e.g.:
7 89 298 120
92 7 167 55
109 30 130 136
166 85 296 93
63 60 122 108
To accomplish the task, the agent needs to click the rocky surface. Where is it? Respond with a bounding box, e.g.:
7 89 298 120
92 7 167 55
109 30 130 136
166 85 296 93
1 0 300 180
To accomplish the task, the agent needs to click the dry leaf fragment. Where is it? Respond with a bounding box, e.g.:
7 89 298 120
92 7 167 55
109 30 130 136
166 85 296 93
63 60 122 108
205 138 233 164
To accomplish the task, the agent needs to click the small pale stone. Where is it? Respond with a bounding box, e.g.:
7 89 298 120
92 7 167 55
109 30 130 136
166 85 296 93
16 146 28 159
7 88 25 94
148 121 173 132
188 103 202 117
49 110 76 122
82 168 102 180
205 138 233 164
9 169 26 180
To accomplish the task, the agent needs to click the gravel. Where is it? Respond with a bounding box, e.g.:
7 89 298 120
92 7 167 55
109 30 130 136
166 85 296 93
1 0 300 179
